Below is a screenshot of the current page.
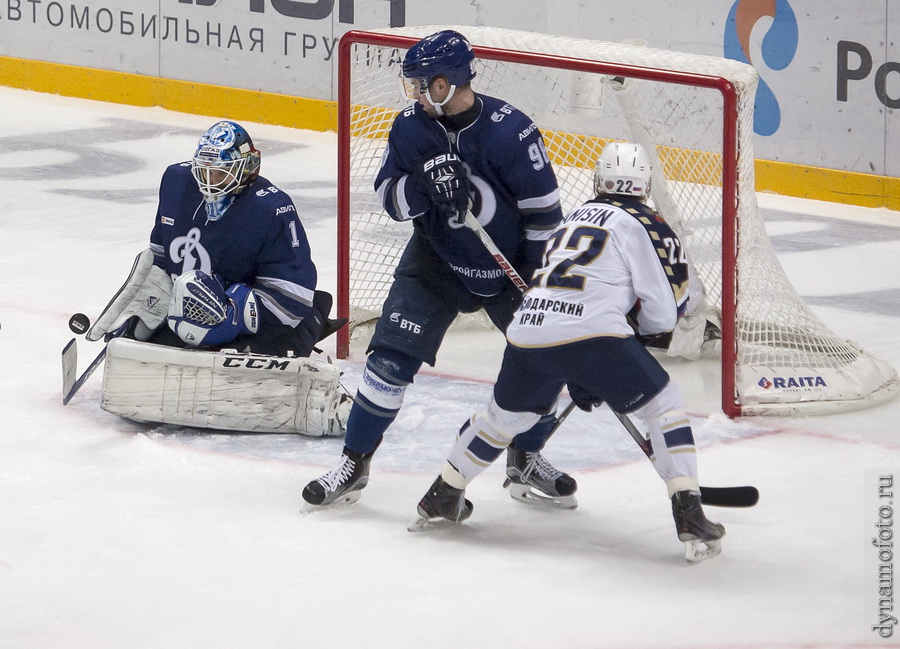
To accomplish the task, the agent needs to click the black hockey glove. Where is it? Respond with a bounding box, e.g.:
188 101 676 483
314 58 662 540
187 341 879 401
567 382 604 413
416 153 471 224
636 330 673 349
482 281 524 331
626 304 672 349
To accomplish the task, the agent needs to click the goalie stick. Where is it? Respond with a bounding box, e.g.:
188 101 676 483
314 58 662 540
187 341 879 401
463 210 759 509
61 316 132 406
61 338 108 405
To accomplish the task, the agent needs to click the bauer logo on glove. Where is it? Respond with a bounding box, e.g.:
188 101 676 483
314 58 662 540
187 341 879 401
167 270 259 347
417 152 472 224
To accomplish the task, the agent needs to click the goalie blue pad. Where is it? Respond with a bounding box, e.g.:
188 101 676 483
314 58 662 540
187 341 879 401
167 270 259 347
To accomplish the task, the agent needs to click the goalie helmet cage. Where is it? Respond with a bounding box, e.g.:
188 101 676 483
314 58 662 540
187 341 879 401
336 25 899 418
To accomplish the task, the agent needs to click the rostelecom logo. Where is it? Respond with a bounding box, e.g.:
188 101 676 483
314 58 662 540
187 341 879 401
724 0 798 136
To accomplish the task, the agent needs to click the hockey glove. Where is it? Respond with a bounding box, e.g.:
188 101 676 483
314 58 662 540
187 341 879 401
167 270 259 347
482 282 524 331
87 248 172 342
627 302 672 349
635 330 673 349
416 153 471 224
567 382 604 413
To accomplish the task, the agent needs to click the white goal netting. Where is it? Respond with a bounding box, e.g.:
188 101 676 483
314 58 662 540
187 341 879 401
337 25 898 416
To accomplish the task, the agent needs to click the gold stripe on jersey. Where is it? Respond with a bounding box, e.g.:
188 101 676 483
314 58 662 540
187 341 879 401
507 332 632 349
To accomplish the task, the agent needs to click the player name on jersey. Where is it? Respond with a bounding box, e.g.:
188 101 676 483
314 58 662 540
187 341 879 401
562 205 617 226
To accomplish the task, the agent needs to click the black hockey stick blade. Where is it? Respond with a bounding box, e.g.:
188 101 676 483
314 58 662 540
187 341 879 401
609 408 760 508
698 485 759 508
62 341 108 405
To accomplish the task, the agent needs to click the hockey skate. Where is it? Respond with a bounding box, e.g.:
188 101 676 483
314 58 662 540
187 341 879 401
503 448 578 509
302 448 373 508
672 490 726 563
408 476 473 532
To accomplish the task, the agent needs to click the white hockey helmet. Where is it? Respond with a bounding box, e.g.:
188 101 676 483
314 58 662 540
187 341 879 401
593 142 652 200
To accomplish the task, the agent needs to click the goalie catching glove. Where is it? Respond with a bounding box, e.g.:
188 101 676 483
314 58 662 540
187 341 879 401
167 270 259 347
417 153 471 224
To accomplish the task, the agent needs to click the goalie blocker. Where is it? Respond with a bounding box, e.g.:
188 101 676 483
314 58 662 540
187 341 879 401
101 338 349 437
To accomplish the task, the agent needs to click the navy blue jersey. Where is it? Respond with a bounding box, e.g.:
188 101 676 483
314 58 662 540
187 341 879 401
375 94 562 296
149 162 317 330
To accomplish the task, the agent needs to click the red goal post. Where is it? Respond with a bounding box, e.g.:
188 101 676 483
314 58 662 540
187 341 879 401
336 26 898 417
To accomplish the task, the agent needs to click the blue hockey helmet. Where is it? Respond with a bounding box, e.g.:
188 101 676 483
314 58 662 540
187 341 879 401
191 121 261 201
402 30 476 88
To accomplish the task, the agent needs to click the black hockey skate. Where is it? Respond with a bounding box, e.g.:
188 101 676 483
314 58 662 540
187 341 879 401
302 448 373 507
672 490 726 563
408 476 473 532
503 448 578 509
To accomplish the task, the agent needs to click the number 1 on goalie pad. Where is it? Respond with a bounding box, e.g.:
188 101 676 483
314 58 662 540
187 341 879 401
101 338 349 437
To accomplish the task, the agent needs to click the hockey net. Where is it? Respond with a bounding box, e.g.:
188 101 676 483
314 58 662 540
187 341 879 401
336 25 898 417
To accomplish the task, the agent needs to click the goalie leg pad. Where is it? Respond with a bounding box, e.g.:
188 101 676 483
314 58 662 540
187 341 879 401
101 338 346 437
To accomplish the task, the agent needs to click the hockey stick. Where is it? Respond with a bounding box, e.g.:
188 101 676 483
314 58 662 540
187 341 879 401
61 338 108 405
464 211 759 508
610 408 758 508
551 399 757 507
61 317 132 405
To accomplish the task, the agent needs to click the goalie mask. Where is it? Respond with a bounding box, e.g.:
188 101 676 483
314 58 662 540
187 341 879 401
401 30 476 116
191 121 261 220
594 142 652 200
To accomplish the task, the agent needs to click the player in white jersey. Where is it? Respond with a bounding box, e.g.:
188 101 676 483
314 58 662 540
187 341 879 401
412 143 725 562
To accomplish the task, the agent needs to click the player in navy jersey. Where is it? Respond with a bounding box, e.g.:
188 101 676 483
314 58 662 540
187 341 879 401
88 120 339 358
303 30 577 509
411 142 726 563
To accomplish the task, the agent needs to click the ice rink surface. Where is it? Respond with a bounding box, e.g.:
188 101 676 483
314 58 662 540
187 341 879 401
1 86 899 648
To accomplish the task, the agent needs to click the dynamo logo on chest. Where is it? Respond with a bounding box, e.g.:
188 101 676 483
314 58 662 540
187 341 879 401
169 226 212 275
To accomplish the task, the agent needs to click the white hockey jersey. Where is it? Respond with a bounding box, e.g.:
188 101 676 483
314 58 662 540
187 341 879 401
506 198 688 349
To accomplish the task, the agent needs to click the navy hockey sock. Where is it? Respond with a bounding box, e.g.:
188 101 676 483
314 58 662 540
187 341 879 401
509 412 557 452
343 401 397 454
343 347 421 454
